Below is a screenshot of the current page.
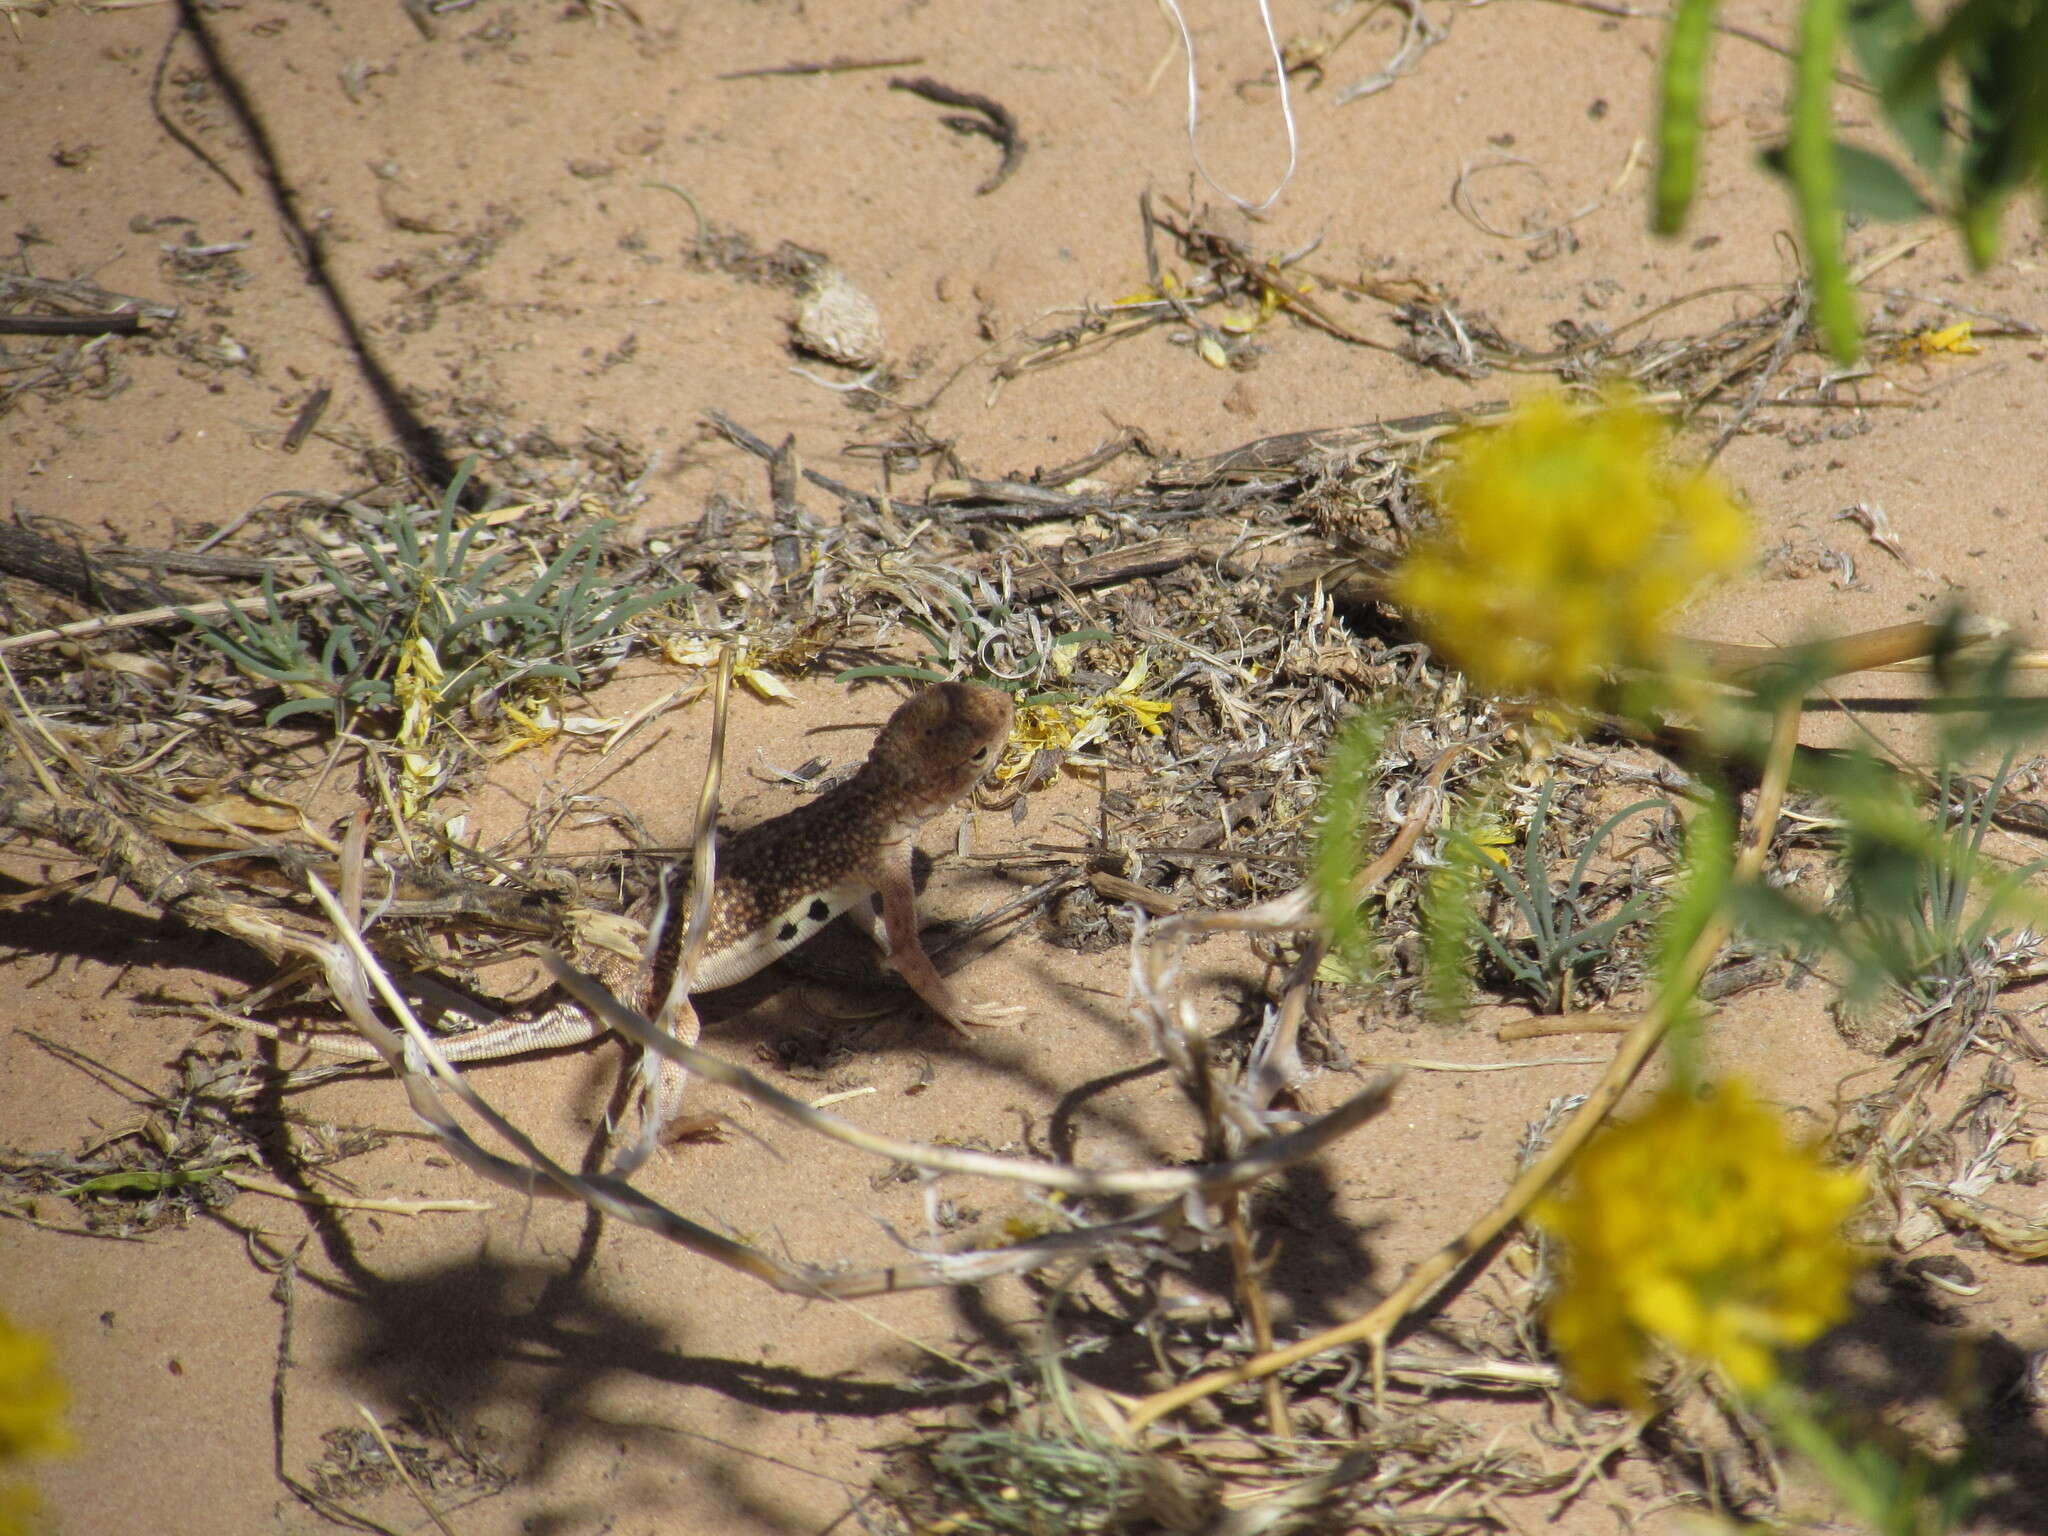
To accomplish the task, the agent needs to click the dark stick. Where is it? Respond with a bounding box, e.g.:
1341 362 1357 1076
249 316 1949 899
1035 432 1143 486
94 547 279 578
889 76 1025 194
0 313 146 337
704 410 878 510
1012 551 1199 606
768 434 803 522
768 433 805 586
717 54 924 80
0 522 191 611
151 13 243 195
280 386 331 454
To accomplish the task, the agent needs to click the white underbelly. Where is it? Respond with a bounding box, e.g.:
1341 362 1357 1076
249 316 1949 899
688 878 872 990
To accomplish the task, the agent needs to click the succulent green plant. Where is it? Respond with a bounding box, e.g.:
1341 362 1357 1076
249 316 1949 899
184 461 686 731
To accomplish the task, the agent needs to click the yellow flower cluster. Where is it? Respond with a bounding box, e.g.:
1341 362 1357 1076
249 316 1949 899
1392 391 1750 710
1535 1081 1867 1407
0 1310 72 1536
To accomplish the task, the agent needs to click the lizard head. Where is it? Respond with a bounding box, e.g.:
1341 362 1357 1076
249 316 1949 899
864 682 1014 815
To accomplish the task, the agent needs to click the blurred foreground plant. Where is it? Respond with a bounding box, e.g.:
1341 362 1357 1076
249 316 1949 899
1536 1084 1975 1535
1655 0 2048 361
1534 1079 1867 1407
0 1309 71 1536
1300 388 2014 1535
1391 389 1749 715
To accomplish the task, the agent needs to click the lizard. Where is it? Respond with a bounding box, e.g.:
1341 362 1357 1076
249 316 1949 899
263 681 1016 1071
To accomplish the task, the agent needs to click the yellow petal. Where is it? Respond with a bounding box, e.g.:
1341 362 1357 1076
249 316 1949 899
738 667 796 703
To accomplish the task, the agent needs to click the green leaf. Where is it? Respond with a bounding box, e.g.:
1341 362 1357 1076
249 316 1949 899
1762 1388 1977 1536
1836 143 1936 219
1761 141 1932 221
1952 4 2048 267
266 695 346 729
833 664 950 684
321 624 361 676
1419 844 1482 1018
569 585 688 648
347 541 401 613
61 1167 226 1196
443 519 489 584
1846 0 1946 174
1789 0 1862 361
219 652 323 685
473 661 579 702
898 613 953 662
436 456 477 534
524 526 606 605
441 599 557 639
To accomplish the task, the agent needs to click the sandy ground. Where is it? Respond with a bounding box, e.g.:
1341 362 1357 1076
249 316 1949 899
5 1 2048 1532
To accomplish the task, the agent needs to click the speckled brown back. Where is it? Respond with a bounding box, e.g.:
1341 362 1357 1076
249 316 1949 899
669 682 1013 986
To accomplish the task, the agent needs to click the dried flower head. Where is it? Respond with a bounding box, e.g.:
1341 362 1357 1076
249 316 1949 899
995 654 1169 782
1534 1080 1867 1407
1392 391 1750 710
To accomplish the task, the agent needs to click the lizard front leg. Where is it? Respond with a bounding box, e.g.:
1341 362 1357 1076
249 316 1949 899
872 842 1016 1033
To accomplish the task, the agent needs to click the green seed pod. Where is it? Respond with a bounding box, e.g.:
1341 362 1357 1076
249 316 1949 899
1654 0 1719 234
